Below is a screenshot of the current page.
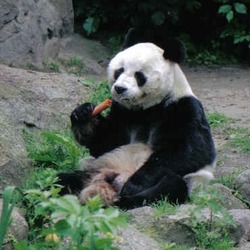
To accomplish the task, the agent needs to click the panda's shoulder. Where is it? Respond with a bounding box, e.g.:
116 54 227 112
166 96 205 119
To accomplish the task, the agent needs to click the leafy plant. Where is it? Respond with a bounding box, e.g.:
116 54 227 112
23 129 86 171
0 186 19 249
218 3 247 23
21 170 61 241
189 185 236 249
218 2 250 48
43 195 126 249
15 195 126 250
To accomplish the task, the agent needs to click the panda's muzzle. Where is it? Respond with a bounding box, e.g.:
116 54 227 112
115 86 127 95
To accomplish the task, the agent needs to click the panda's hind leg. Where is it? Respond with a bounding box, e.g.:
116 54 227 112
79 172 119 206
57 170 95 196
118 171 189 209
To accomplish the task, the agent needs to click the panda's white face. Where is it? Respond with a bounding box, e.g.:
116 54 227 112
107 43 177 109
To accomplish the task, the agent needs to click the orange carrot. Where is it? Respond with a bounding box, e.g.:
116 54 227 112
91 98 112 116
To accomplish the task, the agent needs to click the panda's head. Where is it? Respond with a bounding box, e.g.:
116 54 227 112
107 41 194 110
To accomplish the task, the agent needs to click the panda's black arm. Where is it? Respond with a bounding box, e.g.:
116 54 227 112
70 102 128 157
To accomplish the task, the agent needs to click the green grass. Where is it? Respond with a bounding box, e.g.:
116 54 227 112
43 60 60 72
207 112 234 128
23 129 87 172
65 57 88 76
151 198 178 217
207 112 250 153
84 79 111 104
229 127 250 152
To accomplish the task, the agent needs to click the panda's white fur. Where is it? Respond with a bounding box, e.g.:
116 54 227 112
107 43 194 109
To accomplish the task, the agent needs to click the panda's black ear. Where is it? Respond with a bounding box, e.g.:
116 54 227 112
162 39 186 63
123 28 141 49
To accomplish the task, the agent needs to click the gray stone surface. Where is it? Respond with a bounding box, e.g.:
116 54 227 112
235 170 250 204
0 64 90 190
0 0 74 68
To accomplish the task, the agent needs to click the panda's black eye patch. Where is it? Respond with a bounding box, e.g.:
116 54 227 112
135 71 147 87
114 67 124 80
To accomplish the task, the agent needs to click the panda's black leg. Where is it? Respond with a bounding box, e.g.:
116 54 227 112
117 172 188 209
56 171 92 196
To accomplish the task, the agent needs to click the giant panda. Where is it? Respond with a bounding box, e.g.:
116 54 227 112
58 40 216 209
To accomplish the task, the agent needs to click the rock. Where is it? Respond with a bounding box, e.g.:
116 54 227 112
126 204 245 248
58 34 111 76
0 64 90 191
212 183 248 209
0 199 28 248
235 170 250 204
116 225 161 250
127 205 197 247
0 0 74 68
229 209 250 247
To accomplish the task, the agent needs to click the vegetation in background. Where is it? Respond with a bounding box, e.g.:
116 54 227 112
73 0 250 65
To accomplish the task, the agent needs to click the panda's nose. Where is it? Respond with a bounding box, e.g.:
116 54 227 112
115 86 127 94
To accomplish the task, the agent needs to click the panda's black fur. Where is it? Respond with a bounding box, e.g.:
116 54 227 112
58 38 216 209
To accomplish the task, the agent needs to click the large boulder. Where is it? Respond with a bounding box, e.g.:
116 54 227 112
0 64 90 191
0 0 74 68
235 170 250 204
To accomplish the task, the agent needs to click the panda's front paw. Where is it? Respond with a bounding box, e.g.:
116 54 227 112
70 103 95 125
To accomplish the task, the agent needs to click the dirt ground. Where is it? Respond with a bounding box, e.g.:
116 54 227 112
184 66 250 129
183 65 250 178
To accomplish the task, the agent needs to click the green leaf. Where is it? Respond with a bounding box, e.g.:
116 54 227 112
55 219 72 235
0 186 17 248
218 5 232 14
234 2 247 14
151 11 166 26
226 10 234 22
83 17 95 35
50 195 81 214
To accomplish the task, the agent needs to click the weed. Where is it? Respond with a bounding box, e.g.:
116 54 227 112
189 185 236 249
23 129 87 172
207 112 233 128
65 57 87 76
44 60 60 72
151 198 178 217
83 79 111 105
229 127 250 152
0 187 19 249
163 242 189 250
